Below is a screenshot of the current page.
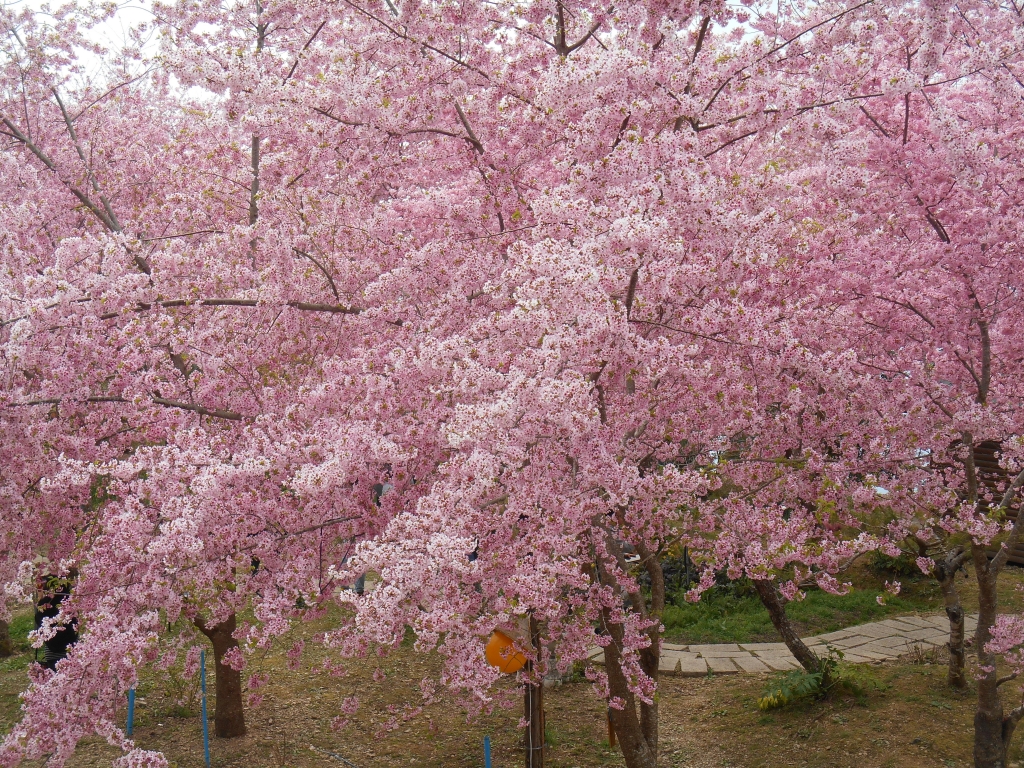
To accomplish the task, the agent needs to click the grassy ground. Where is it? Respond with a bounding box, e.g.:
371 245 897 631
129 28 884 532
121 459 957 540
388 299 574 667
1 565 1023 767
662 558 1024 645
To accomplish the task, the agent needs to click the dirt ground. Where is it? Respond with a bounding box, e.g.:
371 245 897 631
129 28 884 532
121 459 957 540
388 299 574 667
2 565 1019 768
1 630 992 768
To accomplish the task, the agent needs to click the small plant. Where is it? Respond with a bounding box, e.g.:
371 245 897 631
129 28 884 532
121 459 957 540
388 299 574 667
757 668 826 710
544 722 560 747
757 647 877 710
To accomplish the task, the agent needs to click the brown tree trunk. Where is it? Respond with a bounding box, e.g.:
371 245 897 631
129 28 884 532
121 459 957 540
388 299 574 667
524 615 545 768
752 579 825 681
598 535 664 768
972 543 1015 768
0 619 13 657
936 560 968 690
604 633 659 768
195 613 246 738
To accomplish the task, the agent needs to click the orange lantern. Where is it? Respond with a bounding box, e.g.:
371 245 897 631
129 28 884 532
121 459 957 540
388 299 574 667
485 630 528 674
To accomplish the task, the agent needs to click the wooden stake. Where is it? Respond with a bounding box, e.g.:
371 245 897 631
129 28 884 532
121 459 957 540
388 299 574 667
525 615 545 768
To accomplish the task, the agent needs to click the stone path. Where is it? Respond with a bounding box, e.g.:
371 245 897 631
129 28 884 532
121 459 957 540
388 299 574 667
588 613 977 676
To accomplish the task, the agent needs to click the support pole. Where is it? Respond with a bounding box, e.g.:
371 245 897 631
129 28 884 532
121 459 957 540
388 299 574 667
126 689 135 737
525 615 544 768
484 735 492 768
201 650 211 768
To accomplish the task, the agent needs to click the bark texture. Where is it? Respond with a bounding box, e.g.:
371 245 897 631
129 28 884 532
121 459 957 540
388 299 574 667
195 613 247 738
524 615 545 768
936 553 968 689
598 534 664 768
752 579 826 681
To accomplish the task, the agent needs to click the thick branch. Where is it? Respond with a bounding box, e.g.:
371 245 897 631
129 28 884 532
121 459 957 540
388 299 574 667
988 467 1024 573
10 395 243 421
453 102 484 154
292 248 340 300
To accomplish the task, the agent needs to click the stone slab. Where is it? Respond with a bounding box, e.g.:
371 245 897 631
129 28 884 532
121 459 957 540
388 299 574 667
868 635 920 650
645 613 981 677
690 644 742 654
856 642 901 658
892 615 937 629
734 656 771 673
751 650 798 661
905 630 942 643
678 658 709 677
699 648 757 657
874 618 924 631
816 629 860 642
831 635 877 649
851 623 901 638
739 642 789 651
842 646 892 661
759 656 799 671
705 656 739 674
589 652 605 665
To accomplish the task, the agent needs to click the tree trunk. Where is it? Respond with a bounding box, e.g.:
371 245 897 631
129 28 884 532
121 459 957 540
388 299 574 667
524 615 544 768
936 565 967 690
973 544 1010 768
594 534 663 768
0 619 13 657
604 634 659 768
752 579 825 681
195 613 246 738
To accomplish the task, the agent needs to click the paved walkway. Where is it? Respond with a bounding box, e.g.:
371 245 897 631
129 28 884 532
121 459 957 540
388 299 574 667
588 613 977 676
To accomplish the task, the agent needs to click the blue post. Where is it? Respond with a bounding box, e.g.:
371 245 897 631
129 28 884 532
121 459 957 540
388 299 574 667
126 689 135 737
484 735 492 768
201 650 211 768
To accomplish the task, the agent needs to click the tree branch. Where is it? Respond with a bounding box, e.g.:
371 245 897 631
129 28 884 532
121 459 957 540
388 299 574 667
10 395 243 421
453 102 484 154
292 248 340 300
283 20 327 84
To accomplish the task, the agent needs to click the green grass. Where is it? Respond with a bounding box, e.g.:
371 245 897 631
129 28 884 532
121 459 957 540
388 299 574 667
662 573 942 644
7 612 33 651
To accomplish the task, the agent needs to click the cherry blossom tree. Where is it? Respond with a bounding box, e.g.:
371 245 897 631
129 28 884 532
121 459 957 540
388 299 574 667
756 0 1024 762
3 3 1024 768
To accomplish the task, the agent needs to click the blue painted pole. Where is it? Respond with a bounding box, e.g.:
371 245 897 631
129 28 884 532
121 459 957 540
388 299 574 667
126 689 135 737
200 650 211 768
484 735 492 768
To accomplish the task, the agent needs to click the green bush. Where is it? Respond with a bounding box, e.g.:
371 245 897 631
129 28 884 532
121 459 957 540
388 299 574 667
866 550 922 578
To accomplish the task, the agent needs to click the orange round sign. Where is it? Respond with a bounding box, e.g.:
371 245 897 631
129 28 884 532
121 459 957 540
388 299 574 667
485 630 528 674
